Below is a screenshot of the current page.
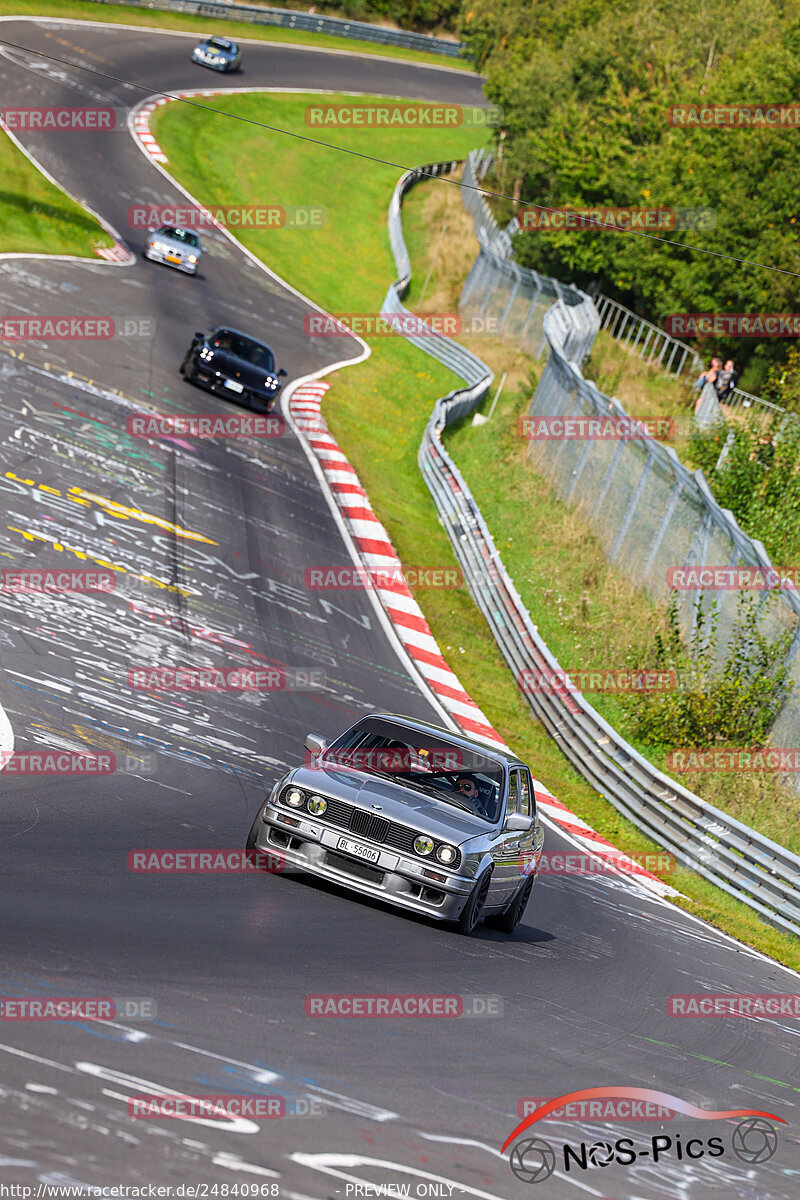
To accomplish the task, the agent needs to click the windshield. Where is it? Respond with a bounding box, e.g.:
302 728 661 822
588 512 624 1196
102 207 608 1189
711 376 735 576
207 39 233 51
160 227 200 248
320 717 505 822
210 331 275 372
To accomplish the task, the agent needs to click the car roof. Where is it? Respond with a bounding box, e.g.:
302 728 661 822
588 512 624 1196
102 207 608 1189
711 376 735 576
360 712 526 769
204 37 235 47
209 327 272 351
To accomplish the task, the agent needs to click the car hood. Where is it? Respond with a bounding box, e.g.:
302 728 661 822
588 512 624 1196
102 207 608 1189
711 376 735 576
288 765 494 844
204 348 278 386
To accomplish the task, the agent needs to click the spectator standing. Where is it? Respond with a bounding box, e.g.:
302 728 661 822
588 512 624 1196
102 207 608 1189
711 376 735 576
715 358 738 401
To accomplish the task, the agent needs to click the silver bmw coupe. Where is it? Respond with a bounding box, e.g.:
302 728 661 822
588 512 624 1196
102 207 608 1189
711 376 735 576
246 712 544 935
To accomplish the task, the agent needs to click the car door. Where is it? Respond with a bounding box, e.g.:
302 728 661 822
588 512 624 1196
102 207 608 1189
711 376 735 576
487 769 524 904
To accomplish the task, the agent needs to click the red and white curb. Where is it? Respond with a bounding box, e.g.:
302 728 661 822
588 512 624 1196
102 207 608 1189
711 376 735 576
290 382 678 901
132 98 170 163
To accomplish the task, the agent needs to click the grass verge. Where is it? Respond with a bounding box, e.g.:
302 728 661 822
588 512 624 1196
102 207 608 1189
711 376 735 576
154 91 800 970
0 129 114 255
0 1 469 69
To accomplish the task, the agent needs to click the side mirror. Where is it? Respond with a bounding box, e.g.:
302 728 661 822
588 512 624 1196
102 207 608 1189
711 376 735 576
304 733 327 755
504 812 534 833
193 331 205 341
278 368 287 377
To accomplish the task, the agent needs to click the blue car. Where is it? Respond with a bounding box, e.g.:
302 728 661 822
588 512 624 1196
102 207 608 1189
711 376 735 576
191 36 242 73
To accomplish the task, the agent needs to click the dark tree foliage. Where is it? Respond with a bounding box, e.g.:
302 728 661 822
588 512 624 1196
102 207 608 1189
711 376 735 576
459 0 800 385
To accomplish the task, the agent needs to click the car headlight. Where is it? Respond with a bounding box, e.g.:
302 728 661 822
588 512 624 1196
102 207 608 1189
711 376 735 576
187 255 198 263
436 844 457 865
200 347 214 361
307 796 327 815
414 836 434 856
285 787 305 808
150 241 163 252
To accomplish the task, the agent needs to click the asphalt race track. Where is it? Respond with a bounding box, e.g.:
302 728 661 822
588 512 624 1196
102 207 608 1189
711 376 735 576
0 15 798 1200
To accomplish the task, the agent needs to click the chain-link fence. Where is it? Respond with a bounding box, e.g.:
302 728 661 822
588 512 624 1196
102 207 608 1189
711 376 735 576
458 151 800 755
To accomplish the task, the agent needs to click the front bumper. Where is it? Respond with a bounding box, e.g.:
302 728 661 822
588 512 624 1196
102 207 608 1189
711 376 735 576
192 54 236 72
191 364 279 409
253 803 477 921
146 246 197 274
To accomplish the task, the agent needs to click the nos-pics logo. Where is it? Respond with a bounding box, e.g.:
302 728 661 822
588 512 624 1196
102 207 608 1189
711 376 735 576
502 1087 783 1184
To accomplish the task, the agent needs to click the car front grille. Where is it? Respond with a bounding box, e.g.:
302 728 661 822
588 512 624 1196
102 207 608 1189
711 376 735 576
279 787 461 869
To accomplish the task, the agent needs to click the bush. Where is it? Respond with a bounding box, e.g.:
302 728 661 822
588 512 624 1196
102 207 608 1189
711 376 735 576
625 591 793 748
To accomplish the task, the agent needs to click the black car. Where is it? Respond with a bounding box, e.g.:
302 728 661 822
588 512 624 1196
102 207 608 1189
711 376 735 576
180 328 287 412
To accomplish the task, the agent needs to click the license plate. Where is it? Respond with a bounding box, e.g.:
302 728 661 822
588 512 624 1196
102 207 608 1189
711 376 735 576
165 254 182 264
224 379 244 393
336 837 380 864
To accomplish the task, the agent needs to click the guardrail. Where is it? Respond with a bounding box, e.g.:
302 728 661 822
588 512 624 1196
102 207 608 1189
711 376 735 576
388 158 800 939
594 293 703 379
86 0 467 57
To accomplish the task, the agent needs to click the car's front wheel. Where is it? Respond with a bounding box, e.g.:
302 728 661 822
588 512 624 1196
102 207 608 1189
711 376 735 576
489 874 534 934
245 812 263 852
455 868 492 935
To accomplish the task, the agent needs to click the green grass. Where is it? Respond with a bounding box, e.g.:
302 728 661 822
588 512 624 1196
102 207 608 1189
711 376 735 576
0 0 469 69
0 129 114 256
153 91 800 971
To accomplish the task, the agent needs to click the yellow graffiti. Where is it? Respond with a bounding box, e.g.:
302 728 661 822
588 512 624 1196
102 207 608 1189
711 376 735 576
3 472 217 545
70 488 217 544
7 526 196 599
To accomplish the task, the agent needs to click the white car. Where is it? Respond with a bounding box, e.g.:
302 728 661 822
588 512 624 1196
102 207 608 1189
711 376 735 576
144 225 202 275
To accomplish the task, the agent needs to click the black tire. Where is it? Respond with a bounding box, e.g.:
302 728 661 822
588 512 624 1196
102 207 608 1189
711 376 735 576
245 812 263 852
489 875 534 934
455 868 492 935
